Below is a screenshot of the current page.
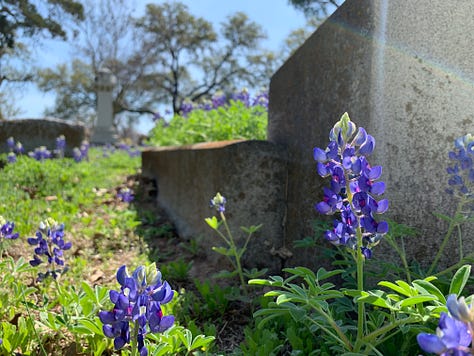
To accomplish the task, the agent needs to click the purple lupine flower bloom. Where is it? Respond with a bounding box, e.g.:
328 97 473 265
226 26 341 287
99 264 174 355
446 294 474 324
446 134 474 200
232 88 251 107
118 187 134 203
252 91 269 108
212 92 227 109
0 216 19 240
417 312 472 355
73 141 90 162
7 152 16 164
29 146 52 162
210 193 226 213
55 135 66 158
27 219 72 281
314 113 388 258
179 101 194 117
6 137 15 151
14 142 24 155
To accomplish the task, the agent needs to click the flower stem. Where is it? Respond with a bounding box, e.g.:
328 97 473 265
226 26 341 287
131 320 139 356
355 225 365 349
428 198 466 275
221 212 248 295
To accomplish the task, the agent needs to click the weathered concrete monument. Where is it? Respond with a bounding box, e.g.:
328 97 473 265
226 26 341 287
91 67 117 144
143 0 474 271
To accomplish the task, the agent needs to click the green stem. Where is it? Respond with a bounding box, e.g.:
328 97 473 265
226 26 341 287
363 316 418 346
428 199 466 275
131 320 139 356
384 235 411 283
355 226 365 351
22 288 48 356
307 302 353 351
221 213 248 295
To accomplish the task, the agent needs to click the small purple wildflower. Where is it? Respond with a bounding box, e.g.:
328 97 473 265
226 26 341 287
210 192 226 213
252 91 269 108
446 134 474 199
417 311 472 355
6 137 14 151
179 101 195 117
314 113 388 258
7 152 16 164
27 218 72 281
232 88 251 107
0 216 19 240
73 140 90 162
29 146 52 162
15 142 24 155
99 264 175 355
118 187 134 203
55 135 66 158
212 92 227 109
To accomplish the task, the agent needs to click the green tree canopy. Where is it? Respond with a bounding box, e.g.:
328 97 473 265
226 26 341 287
37 0 276 126
0 0 84 85
288 0 343 19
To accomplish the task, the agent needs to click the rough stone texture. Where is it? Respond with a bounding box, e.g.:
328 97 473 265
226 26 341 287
268 0 474 269
142 140 288 273
0 118 87 157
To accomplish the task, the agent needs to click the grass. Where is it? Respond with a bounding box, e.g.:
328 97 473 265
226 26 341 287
0 147 257 355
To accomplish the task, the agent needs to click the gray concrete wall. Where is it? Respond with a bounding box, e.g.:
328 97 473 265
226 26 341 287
142 140 288 273
0 118 87 157
268 0 474 269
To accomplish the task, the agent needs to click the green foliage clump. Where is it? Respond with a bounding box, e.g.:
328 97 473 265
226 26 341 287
147 100 267 146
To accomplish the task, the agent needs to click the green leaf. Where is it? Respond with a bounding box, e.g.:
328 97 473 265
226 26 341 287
240 224 263 234
378 281 413 297
397 295 438 307
211 246 233 256
449 264 471 295
412 279 446 304
205 216 219 230
189 334 215 350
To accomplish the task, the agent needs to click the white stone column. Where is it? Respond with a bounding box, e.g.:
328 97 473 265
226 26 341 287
91 67 117 144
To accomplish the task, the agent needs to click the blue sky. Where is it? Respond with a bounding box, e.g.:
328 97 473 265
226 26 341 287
14 0 309 133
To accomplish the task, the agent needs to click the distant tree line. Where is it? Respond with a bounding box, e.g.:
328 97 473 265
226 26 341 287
1 0 341 127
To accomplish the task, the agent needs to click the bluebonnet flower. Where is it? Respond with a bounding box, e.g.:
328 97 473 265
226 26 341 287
15 141 24 155
232 88 250 107
210 192 226 213
73 140 90 162
212 92 227 109
180 101 195 117
7 152 16 164
27 218 72 281
0 216 19 241
252 91 269 108
417 311 472 355
314 113 388 258
29 146 52 161
6 137 14 151
446 134 474 200
55 135 66 158
99 263 174 355
118 187 134 203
